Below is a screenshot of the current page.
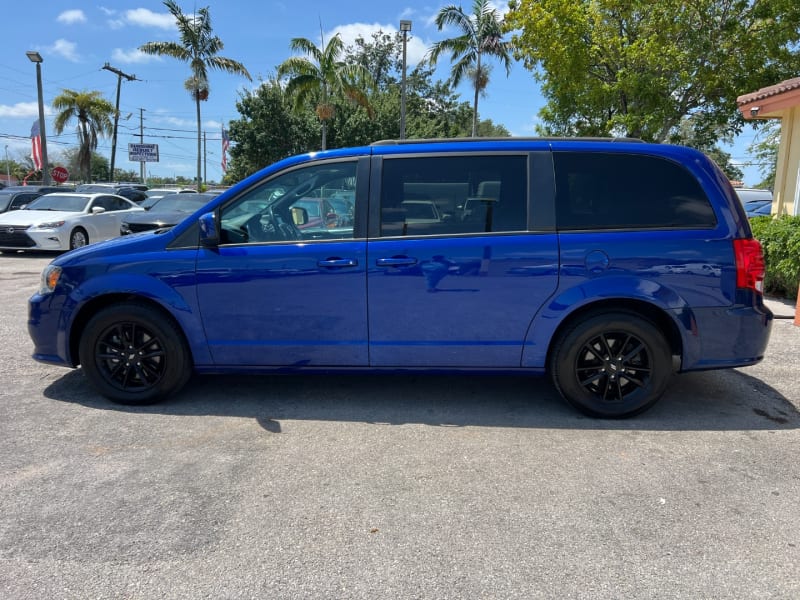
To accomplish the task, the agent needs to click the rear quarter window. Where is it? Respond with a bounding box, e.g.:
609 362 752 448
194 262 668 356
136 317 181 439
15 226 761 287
554 152 717 230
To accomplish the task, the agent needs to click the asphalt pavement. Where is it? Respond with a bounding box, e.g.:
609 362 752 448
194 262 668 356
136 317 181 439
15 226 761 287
0 253 798 599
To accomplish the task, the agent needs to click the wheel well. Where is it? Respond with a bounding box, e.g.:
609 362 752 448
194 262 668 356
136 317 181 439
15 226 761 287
69 294 190 367
546 299 683 366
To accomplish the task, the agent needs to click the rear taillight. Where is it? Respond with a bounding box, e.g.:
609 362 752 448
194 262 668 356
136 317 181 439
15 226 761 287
733 238 765 293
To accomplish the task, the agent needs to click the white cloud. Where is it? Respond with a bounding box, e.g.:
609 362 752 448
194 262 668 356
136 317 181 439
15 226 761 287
325 22 428 66
48 39 80 62
124 8 176 29
57 10 86 25
112 48 161 64
0 102 41 118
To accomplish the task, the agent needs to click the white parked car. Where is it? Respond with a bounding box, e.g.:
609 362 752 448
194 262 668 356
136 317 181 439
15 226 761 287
0 192 144 251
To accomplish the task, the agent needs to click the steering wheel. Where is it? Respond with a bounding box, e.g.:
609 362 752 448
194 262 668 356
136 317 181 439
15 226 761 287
243 205 299 242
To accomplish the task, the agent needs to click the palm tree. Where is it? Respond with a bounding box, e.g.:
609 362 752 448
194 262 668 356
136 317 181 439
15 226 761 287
139 0 251 189
52 89 114 182
277 33 373 150
428 0 512 137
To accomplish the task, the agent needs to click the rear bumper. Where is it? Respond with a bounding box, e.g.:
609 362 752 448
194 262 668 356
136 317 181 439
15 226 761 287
680 302 773 371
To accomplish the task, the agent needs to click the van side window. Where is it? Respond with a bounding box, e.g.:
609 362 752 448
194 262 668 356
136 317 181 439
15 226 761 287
554 152 717 230
380 155 527 237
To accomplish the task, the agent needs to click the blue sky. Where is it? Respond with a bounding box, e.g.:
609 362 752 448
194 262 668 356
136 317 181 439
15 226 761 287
1 1 764 184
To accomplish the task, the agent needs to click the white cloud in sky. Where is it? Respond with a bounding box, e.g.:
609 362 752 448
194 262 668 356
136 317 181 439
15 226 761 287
326 22 428 66
48 39 80 62
57 10 86 25
124 8 176 29
112 48 161 64
0 102 42 118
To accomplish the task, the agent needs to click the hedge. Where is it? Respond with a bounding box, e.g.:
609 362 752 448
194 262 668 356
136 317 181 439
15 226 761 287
750 215 800 300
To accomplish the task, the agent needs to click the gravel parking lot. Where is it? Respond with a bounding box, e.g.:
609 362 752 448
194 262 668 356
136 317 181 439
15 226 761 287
1 252 798 599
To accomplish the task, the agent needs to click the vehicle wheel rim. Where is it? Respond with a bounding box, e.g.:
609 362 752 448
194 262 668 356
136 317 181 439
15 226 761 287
94 321 167 393
575 331 651 402
72 231 87 248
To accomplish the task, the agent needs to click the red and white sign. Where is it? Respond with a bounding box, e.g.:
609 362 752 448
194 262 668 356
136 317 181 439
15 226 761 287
51 166 69 183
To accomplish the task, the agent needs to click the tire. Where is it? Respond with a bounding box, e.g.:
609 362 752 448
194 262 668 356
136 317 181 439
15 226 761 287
69 227 88 250
78 303 192 405
550 311 672 418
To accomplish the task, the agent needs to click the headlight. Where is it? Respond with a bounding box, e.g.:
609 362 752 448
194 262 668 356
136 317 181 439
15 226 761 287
33 220 66 229
39 265 62 295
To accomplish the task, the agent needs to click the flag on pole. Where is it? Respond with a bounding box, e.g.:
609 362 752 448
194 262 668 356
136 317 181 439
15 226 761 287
221 127 229 173
30 121 43 171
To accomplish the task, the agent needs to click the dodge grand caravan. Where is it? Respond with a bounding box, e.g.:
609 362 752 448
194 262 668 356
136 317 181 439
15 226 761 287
28 138 773 417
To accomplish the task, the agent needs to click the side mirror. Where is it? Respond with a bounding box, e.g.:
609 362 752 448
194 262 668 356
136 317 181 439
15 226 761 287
290 206 308 226
198 212 219 246
91 206 106 214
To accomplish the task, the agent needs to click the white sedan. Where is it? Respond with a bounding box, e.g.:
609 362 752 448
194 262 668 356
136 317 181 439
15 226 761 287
0 192 144 251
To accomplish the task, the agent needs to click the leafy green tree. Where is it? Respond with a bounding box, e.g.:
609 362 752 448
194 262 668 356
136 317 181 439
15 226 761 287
668 116 743 181
505 0 800 142
278 33 374 150
226 77 319 182
428 0 512 137
59 147 112 182
748 121 780 190
52 89 114 182
139 0 251 188
227 34 511 178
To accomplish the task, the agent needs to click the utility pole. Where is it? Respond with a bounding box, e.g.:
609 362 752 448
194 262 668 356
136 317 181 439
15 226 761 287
139 108 146 184
102 63 139 182
203 130 207 188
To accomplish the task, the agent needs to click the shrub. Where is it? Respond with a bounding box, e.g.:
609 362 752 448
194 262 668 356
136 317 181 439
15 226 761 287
750 215 800 299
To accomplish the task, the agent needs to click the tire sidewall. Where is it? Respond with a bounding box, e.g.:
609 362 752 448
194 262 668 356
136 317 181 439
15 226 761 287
551 312 672 418
78 303 191 405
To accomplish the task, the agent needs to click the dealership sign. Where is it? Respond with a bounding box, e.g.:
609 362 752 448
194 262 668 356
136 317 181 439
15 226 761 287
128 143 159 162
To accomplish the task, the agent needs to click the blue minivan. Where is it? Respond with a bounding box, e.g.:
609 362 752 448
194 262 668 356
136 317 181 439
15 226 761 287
28 139 773 417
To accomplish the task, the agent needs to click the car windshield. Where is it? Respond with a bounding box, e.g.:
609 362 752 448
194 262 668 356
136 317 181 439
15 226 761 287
150 194 208 212
26 194 89 212
0 193 12 211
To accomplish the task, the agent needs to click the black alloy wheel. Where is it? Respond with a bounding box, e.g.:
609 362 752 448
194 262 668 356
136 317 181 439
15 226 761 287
550 312 672 418
79 303 191 405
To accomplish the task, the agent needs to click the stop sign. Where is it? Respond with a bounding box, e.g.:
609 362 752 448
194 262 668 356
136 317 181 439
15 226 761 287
51 166 69 183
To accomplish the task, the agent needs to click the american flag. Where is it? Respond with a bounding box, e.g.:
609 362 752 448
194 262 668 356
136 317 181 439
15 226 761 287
221 127 229 172
30 120 43 171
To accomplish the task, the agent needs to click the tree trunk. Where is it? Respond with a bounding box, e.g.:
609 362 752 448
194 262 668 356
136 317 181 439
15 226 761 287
472 53 481 138
196 95 203 190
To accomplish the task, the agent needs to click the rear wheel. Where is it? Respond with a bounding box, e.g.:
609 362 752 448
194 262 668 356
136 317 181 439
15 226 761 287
550 312 672 418
78 303 191 405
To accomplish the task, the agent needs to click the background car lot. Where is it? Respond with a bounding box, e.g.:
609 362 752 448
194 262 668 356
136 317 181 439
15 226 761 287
1 253 798 599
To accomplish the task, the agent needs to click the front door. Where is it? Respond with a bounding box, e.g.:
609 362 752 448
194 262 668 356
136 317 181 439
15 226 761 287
195 158 369 366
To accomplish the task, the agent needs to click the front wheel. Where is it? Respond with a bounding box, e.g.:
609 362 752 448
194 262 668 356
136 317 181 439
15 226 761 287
69 227 88 249
78 303 192 405
550 312 672 418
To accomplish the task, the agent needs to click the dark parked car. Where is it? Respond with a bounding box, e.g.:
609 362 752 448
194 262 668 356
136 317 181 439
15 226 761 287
76 184 147 204
0 185 75 213
120 192 218 234
29 138 772 418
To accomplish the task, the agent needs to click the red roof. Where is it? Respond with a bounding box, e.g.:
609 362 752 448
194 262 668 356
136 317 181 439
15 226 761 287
737 77 800 106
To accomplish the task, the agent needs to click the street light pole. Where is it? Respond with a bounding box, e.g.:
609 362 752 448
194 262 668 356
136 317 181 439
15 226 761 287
26 51 49 185
399 20 412 140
